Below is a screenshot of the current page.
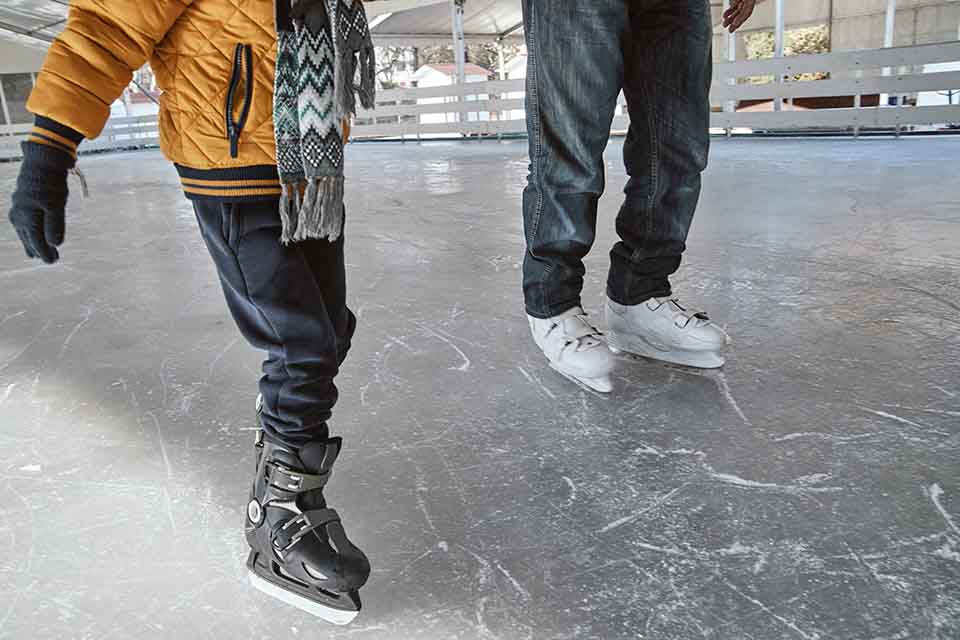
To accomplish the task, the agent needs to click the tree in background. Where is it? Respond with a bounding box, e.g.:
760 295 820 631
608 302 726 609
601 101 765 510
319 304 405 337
375 46 409 89
419 42 525 73
744 25 830 81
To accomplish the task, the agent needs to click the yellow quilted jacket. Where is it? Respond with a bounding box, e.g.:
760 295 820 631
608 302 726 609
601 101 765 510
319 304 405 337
27 0 286 201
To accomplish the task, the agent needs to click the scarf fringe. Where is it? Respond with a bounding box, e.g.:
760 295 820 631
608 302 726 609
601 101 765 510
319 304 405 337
280 176 344 244
279 181 302 244
358 45 376 111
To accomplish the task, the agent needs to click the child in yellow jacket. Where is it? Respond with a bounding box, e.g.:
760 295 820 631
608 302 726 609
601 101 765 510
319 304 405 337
7 0 376 623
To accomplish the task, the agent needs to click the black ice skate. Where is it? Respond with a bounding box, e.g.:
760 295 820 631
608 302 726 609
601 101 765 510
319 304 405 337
245 412 370 625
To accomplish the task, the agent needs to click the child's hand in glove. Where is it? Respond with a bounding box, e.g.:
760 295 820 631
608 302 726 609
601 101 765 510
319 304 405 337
8 141 74 264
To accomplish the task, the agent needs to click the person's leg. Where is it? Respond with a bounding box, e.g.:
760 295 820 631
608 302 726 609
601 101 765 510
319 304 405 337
193 200 340 447
193 200 369 621
604 0 727 369
521 0 630 392
607 0 712 305
521 0 629 319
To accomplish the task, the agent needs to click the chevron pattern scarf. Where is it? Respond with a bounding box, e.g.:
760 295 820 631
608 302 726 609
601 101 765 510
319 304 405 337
274 0 376 243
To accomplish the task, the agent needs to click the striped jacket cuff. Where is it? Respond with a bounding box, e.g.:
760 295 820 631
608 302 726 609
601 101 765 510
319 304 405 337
27 116 84 159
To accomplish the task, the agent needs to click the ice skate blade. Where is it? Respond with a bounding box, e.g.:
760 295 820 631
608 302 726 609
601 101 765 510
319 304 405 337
549 364 613 394
607 337 724 370
248 570 359 626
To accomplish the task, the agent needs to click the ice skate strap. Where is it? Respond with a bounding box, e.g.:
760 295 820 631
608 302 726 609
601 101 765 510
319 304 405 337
558 315 602 342
273 508 341 552
266 462 331 493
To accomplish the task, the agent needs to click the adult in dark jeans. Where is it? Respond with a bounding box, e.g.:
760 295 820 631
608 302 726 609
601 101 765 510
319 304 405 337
522 0 756 392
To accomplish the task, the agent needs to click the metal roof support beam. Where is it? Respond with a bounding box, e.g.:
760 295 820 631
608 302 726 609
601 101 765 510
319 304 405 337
451 0 466 85
498 21 523 40
774 0 784 111
373 33 523 46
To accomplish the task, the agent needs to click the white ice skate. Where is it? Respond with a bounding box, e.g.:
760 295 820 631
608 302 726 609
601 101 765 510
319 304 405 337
605 297 728 369
528 307 616 393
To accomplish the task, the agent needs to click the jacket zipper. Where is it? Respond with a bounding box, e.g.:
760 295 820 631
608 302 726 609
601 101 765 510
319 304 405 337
225 44 254 158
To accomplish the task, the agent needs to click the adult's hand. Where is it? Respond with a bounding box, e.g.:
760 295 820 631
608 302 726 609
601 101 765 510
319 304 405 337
723 0 757 33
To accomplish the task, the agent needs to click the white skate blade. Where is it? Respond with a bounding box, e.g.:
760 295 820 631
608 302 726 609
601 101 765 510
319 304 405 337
248 570 359 626
607 335 724 370
549 364 613 394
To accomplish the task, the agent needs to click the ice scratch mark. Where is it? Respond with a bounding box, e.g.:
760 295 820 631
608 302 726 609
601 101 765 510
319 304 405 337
723 579 820 640
633 444 665 457
0 384 15 407
475 596 501 640
206 336 240 382
413 464 438 535
394 548 434 578
562 476 577 504
882 405 960 418
862 408 927 430
158 356 171 409
0 320 51 373
773 432 878 443
928 484 960 536
494 561 531 600
598 485 687 534
714 373 752 426
517 365 556 399
345 624 390 634
931 384 956 399
162 487 178 536
57 306 94 361
18 464 41 473
934 543 960 562
359 382 370 406
0 310 26 328
708 471 841 495
416 323 471 371
146 411 173 480
634 541 685 556
388 336 416 352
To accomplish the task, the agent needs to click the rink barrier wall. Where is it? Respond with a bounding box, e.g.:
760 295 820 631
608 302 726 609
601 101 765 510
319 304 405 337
1 41 958 160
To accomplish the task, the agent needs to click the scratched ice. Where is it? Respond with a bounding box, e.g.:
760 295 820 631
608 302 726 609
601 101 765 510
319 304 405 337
0 137 958 638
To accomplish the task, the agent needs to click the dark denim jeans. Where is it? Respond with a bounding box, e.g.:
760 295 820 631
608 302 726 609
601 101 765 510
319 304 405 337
194 200 355 448
522 0 713 318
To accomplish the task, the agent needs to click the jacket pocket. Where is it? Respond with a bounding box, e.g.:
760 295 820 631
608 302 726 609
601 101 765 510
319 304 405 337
225 44 254 158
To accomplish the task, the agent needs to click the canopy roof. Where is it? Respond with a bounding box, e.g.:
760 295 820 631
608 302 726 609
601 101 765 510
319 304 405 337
0 0 524 48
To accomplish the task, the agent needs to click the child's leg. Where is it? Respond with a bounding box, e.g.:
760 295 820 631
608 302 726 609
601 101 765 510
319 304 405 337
193 199 369 621
192 199 341 447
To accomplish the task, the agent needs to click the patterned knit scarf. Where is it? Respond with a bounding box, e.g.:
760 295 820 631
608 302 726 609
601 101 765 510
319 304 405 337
274 0 376 243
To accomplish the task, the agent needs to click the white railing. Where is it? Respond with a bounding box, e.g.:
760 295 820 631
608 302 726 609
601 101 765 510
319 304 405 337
2 41 958 161
0 115 159 160
358 40 960 138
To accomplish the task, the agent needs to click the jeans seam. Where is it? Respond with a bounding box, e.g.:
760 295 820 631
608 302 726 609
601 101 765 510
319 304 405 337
642 79 659 261
524 0 552 315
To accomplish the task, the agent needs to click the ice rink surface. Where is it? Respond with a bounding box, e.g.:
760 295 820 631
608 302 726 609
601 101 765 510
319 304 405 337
1 137 958 639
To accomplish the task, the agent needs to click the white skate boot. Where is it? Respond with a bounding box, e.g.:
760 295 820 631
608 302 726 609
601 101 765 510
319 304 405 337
528 307 616 393
605 297 728 369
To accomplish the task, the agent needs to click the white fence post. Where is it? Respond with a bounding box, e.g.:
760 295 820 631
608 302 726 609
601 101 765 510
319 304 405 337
774 0 785 112
723 0 736 136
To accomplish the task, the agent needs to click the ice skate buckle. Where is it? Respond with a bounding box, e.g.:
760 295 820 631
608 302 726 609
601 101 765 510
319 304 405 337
266 462 331 493
272 508 342 554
